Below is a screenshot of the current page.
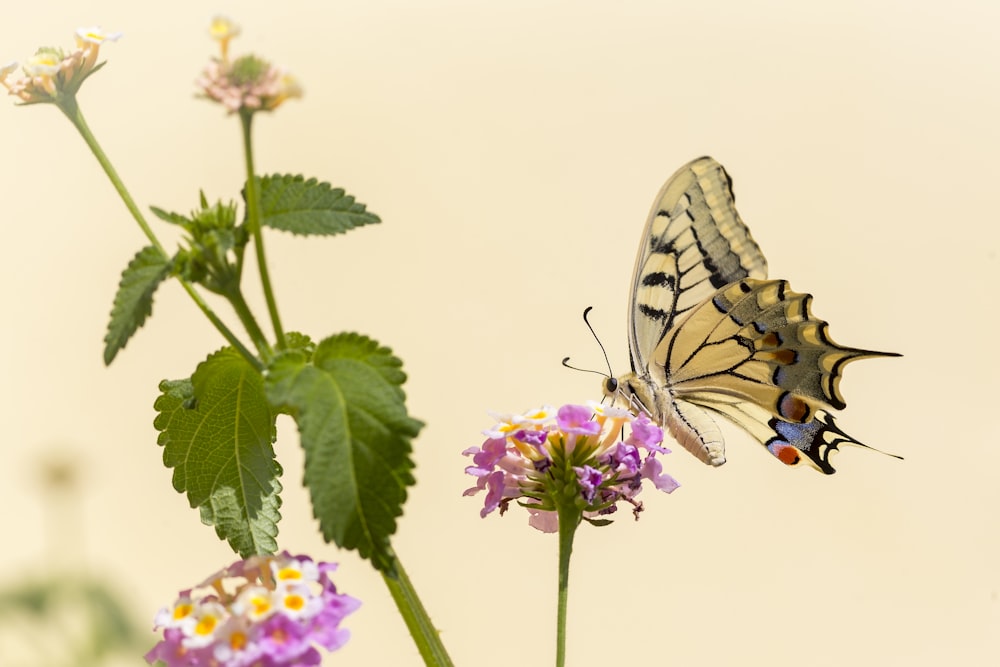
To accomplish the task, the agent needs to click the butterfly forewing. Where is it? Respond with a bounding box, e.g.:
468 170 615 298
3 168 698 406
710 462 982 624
628 156 767 372
615 157 899 473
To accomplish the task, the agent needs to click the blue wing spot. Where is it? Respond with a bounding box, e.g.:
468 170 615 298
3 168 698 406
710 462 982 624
713 294 737 318
766 417 837 474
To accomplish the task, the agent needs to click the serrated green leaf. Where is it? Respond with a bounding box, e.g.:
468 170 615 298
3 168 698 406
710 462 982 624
153 349 281 557
103 246 171 365
284 331 315 354
264 333 422 572
254 174 381 236
149 206 191 226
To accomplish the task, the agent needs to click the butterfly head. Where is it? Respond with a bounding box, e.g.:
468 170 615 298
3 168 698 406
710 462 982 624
602 371 656 419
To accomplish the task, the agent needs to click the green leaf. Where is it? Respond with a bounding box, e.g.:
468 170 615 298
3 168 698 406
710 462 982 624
583 517 614 527
153 348 281 557
149 206 191 226
284 331 314 351
254 174 381 236
265 333 422 572
103 246 171 365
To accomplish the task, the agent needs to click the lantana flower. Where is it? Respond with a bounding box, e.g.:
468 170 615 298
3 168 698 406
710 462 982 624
2 26 120 105
197 16 302 114
463 403 679 532
145 552 359 667
208 15 242 62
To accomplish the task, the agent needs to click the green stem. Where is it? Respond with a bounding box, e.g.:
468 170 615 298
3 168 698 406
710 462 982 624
555 504 581 667
226 287 272 361
239 110 286 349
59 97 165 255
58 97 261 370
382 547 455 667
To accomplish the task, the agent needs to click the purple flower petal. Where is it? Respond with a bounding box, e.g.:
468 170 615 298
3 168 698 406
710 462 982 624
556 404 601 436
627 413 665 449
513 428 548 446
471 437 508 468
307 591 361 651
604 442 641 475
575 465 604 503
481 470 507 518
641 456 680 493
527 507 559 533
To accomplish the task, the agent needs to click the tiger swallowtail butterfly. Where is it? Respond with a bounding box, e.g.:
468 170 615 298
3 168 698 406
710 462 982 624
605 156 899 473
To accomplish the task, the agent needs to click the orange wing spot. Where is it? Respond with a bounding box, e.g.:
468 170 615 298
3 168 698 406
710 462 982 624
773 348 797 365
769 443 801 466
778 392 810 422
761 332 781 347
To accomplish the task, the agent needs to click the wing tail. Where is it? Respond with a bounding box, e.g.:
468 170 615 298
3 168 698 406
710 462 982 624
690 396 900 474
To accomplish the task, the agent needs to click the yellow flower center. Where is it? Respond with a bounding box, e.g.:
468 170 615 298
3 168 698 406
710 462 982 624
172 602 194 621
229 631 248 651
194 615 218 636
283 593 305 612
250 595 271 616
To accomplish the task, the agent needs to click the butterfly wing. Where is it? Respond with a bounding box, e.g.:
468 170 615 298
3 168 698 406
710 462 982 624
628 156 768 374
617 156 898 473
660 278 900 473
619 156 768 466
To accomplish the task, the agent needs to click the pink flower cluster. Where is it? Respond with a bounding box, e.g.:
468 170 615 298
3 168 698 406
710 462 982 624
463 404 679 532
197 57 302 114
145 552 359 667
195 18 300 114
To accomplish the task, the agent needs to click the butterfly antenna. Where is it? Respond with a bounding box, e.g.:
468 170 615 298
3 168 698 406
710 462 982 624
581 306 615 378
560 357 607 378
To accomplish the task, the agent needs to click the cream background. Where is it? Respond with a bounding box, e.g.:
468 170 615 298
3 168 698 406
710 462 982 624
2 1 997 665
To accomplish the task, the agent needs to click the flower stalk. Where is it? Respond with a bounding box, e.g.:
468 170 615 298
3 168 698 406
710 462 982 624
56 82 260 368
382 550 455 667
465 403 680 665
555 498 582 667
8 21 452 667
240 109 286 351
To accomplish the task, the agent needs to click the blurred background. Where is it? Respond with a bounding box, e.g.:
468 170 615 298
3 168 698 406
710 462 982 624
1 1 997 665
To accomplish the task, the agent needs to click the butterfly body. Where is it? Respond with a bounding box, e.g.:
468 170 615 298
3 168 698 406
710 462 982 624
608 157 898 473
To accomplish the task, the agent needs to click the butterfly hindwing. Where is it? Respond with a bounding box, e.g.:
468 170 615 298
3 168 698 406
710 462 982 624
681 395 875 474
612 157 898 473
663 279 888 413
663 278 899 472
